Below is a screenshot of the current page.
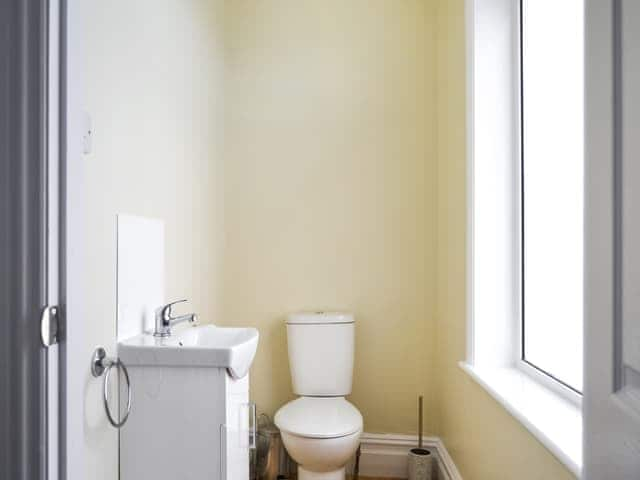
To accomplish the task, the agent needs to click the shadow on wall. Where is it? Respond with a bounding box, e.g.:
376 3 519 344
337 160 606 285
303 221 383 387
250 315 294 419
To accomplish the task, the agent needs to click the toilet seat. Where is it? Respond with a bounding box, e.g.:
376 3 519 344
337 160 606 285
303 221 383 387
275 397 362 439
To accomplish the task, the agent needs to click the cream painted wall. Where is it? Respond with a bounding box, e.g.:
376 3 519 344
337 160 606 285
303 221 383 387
222 0 438 434
82 2 225 478
434 0 576 478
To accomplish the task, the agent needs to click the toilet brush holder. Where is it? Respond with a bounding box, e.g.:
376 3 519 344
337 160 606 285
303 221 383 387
408 395 432 480
408 448 433 480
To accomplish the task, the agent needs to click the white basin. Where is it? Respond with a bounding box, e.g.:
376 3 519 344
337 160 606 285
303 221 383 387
118 325 259 379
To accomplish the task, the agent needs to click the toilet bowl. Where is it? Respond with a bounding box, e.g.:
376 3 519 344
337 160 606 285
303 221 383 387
275 397 362 480
275 312 362 480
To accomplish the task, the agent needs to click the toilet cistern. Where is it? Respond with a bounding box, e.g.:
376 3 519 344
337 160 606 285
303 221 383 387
153 299 198 337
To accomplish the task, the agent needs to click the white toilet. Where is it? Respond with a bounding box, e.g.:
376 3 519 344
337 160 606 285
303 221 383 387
275 312 363 480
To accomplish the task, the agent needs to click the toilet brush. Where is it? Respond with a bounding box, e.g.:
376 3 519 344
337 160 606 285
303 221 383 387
407 396 433 480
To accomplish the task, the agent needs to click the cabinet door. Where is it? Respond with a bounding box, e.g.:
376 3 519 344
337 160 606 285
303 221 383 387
223 375 252 480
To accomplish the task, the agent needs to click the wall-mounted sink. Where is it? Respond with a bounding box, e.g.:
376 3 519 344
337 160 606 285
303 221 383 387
118 325 259 379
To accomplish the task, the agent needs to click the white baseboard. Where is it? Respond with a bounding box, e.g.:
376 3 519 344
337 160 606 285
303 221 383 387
353 433 463 480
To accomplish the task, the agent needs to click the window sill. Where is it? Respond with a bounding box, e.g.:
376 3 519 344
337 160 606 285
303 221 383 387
459 362 582 477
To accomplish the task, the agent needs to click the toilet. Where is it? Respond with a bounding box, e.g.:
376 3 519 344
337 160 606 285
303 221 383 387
275 312 363 480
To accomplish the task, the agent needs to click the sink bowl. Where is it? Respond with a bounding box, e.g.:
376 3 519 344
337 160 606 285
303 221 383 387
118 325 259 379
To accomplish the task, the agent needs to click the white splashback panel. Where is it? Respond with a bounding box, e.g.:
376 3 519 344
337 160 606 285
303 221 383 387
117 214 164 341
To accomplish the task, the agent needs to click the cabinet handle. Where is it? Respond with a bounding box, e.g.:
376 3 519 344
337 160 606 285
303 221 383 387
248 402 257 450
220 424 227 480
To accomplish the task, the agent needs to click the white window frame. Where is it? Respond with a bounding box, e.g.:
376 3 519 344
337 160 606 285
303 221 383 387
461 0 582 476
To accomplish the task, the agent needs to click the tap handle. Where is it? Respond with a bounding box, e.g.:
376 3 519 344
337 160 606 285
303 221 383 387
160 299 188 318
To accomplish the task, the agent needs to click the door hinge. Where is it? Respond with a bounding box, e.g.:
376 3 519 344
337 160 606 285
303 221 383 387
41 305 60 347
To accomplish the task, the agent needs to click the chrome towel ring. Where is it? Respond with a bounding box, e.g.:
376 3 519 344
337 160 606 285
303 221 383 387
91 346 132 429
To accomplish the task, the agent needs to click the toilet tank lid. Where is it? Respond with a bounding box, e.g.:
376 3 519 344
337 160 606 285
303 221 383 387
286 312 354 325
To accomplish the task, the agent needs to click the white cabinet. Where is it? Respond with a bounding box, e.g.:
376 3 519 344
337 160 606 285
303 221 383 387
120 365 252 480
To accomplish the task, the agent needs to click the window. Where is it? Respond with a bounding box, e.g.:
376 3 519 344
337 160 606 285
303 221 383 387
464 0 584 474
521 0 584 393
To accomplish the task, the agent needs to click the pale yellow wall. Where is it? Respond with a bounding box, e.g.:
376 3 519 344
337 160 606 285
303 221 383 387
83 2 225 478
433 0 576 478
222 0 438 434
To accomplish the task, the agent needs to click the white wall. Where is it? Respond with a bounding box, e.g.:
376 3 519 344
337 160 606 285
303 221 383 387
82 2 225 478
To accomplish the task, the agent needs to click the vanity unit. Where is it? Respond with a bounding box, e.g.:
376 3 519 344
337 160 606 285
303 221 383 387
118 324 259 480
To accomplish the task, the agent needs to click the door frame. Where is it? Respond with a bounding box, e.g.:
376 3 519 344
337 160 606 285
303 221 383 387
0 1 50 478
48 0 61 478
60 0 84 478
583 0 640 477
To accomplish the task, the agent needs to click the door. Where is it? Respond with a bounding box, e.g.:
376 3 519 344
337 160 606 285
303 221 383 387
584 0 640 477
0 1 60 479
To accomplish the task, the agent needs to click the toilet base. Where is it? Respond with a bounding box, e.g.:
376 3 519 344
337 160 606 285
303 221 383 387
298 466 346 480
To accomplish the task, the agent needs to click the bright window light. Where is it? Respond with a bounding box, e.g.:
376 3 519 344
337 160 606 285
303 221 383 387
521 0 584 392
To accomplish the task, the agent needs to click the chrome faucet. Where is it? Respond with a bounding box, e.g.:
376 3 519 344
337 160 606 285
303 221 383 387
154 299 198 337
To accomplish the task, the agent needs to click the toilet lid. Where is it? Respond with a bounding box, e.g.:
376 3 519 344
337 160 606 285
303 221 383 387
274 397 362 439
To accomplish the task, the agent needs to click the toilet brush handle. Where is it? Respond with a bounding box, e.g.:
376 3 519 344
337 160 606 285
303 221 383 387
418 395 423 449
